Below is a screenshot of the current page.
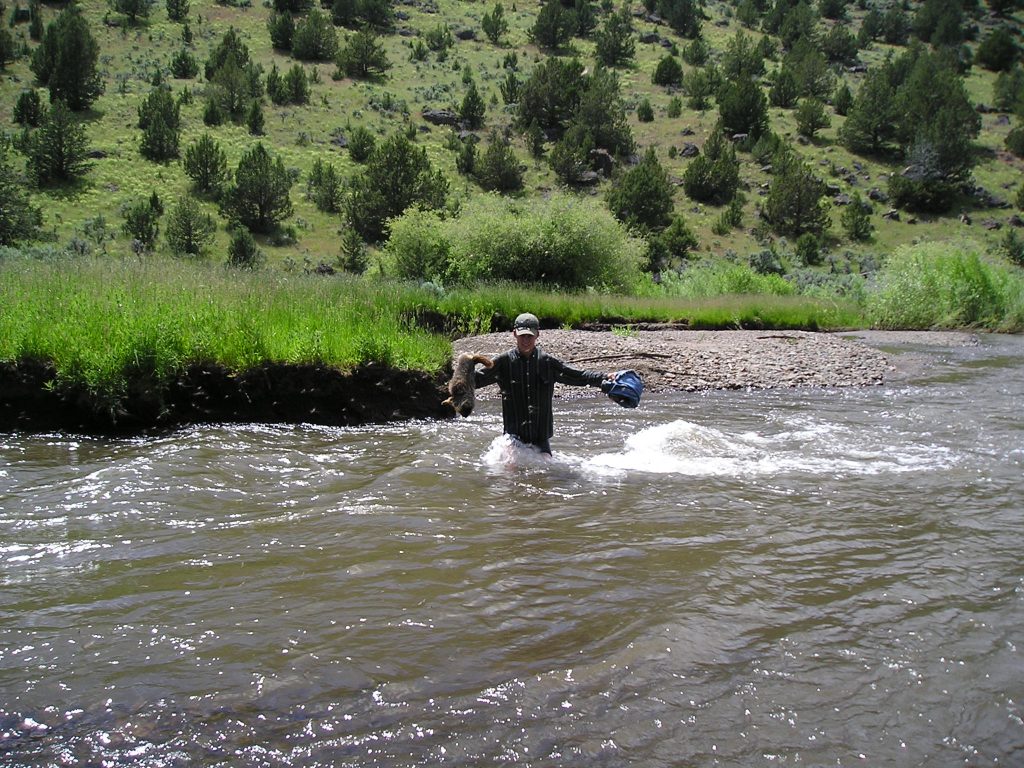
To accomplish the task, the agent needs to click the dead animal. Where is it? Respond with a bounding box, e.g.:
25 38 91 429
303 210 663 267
443 353 493 417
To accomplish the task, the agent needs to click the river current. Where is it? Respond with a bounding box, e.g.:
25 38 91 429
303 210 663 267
1 334 1022 767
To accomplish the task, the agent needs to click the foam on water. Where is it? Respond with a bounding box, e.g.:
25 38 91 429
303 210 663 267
589 418 956 477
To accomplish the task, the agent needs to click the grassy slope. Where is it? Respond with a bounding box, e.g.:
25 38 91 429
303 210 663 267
0 0 1022 268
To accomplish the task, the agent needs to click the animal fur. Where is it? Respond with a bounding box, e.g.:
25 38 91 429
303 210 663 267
443 353 493 417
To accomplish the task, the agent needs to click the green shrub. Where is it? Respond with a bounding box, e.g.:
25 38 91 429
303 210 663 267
867 242 1024 330
385 193 646 292
227 227 262 268
381 206 452 283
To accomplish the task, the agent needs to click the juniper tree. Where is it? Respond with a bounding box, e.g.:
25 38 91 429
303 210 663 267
460 81 486 129
717 75 769 140
220 143 294 233
530 1 576 50
346 132 448 242
474 130 523 192
606 147 674 232
307 157 344 212
121 195 161 251
166 0 189 23
763 149 830 238
138 87 181 162
26 99 91 184
335 29 389 79
594 5 635 68
186 132 232 193
31 6 103 111
652 55 683 87
795 98 829 139
840 192 873 242
292 8 338 61
682 126 739 205
481 2 508 45
164 196 215 257
0 138 43 246
13 89 43 126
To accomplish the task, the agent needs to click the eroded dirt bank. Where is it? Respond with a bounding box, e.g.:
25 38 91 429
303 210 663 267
0 330 976 434
0 360 451 435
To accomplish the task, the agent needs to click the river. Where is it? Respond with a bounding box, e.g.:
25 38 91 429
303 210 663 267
1 334 1022 767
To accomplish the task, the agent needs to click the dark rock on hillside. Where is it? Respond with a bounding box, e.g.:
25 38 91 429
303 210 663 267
422 108 459 126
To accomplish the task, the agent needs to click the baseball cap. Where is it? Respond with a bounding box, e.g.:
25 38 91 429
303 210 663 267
513 313 540 336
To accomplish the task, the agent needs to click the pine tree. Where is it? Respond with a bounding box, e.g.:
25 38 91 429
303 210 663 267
31 6 103 111
460 81 486 129
474 130 523 192
221 143 294 233
186 133 232 192
763 150 830 237
594 5 635 68
164 196 215 256
0 138 43 246
138 87 181 161
347 132 448 242
606 147 674 232
27 99 91 184
481 2 508 45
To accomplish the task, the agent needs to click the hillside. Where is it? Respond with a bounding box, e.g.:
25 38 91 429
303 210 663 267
1 0 1023 272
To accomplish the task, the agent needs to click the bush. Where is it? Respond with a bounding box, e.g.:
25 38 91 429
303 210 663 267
658 260 796 298
975 26 1020 72
165 196 216 257
183 133 229 195
227 227 262 268
347 124 376 162
385 193 646 291
868 243 1024 330
121 196 161 252
170 48 199 79
637 98 654 122
652 55 684 87
220 143 294 233
292 8 337 61
13 90 43 127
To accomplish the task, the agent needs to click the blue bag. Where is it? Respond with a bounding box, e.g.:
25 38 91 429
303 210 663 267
602 369 644 408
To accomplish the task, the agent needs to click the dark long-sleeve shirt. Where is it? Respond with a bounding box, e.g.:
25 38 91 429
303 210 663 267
475 348 605 446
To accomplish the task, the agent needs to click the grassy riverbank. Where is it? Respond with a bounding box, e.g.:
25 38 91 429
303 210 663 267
0 255 859 402
1 245 1022 429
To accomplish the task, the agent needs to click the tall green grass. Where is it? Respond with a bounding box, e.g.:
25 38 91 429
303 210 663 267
867 243 1024 331
0 255 453 406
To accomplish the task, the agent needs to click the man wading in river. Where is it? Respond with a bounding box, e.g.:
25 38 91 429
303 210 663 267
474 313 615 455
